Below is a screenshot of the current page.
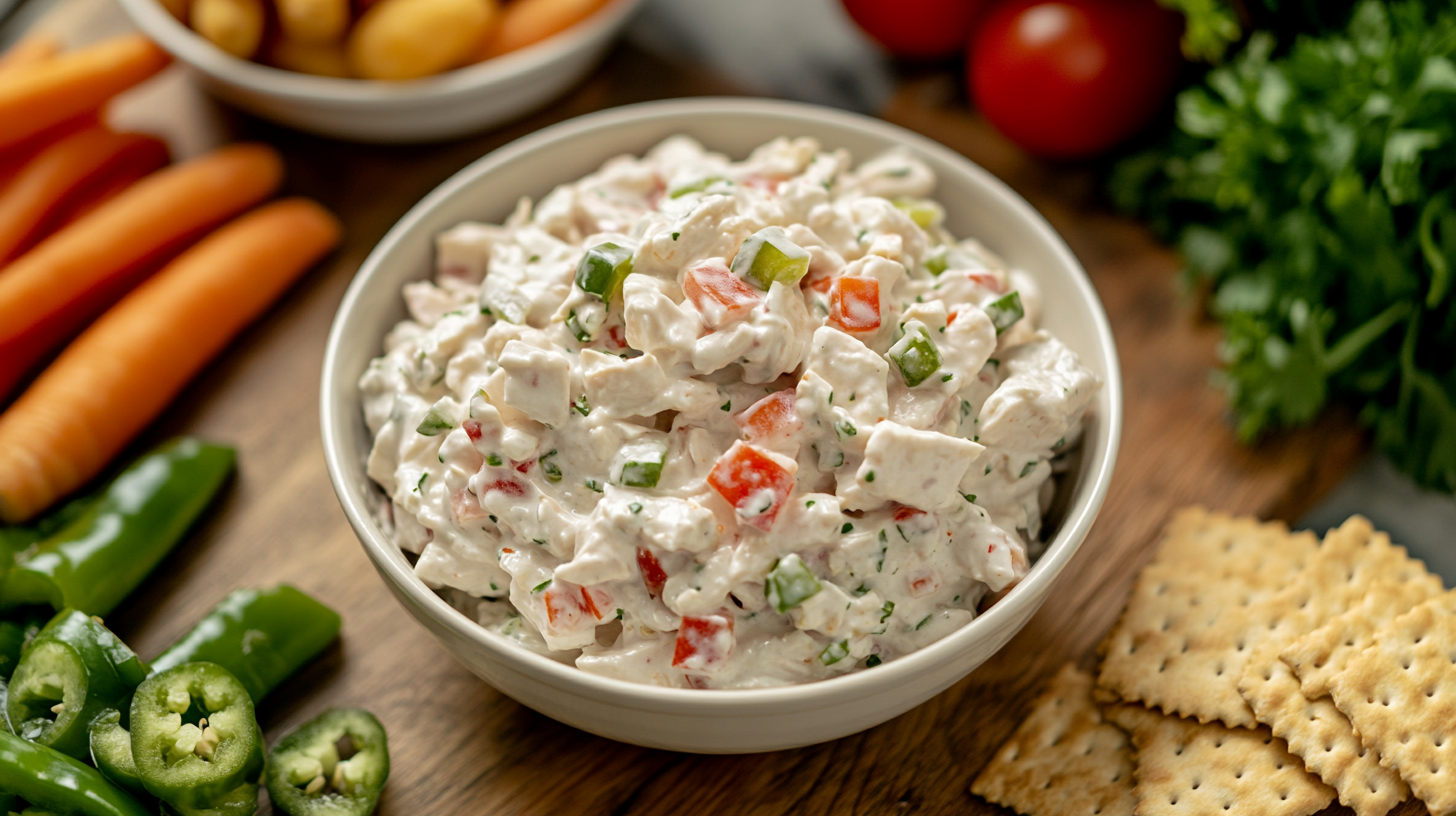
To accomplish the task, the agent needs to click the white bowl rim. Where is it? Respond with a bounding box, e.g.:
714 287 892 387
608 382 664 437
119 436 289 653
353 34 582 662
115 0 644 103
321 96 1123 712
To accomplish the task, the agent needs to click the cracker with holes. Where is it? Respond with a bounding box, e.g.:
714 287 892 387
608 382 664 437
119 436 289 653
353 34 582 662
1103 703 1334 816
1285 576 1444 700
1234 516 1434 814
1097 508 1319 728
971 664 1135 816
1329 591 1456 815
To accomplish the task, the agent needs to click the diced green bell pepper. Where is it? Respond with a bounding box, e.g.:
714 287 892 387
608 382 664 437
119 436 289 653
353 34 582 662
613 440 667 489
924 246 949 276
985 291 1024 335
574 243 634 300
888 321 943 387
668 176 727 199
893 197 944 229
130 663 264 810
265 708 389 816
765 554 821 613
7 610 149 760
730 227 810 291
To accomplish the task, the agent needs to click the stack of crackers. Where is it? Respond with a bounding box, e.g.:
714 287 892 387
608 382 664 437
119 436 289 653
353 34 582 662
971 507 1456 816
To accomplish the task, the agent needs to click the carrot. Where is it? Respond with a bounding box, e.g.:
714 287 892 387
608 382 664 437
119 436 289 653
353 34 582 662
0 198 342 523
0 143 283 401
0 113 100 190
0 34 170 151
49 156 166 229
0 32 62 77
0 125 170 264
473 0 605 60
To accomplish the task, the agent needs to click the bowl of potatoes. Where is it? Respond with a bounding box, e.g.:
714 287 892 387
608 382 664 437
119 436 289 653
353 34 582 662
116 0 644 142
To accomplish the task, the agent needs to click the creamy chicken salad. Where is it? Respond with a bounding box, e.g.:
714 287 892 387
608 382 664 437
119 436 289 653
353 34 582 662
360 136 1100 689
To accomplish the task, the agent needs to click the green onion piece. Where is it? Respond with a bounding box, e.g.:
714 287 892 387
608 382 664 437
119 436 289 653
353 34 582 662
565 309 601 343
585 479 603 493
574 242 634 300
572 395 591 416
841 523 853 534
916 615 931 630
730 227 810 291
1020 460 1038 478
532 580 551 592
629 502 643 514
765 554 822 613
614 440 667 489
865 654 882 667
540 450 563 483
415 402 455 436
836 419 857 438
485 454 502 467
985 291 1024 334
888 320 943 387
668 176 726 199
925 246 949 276
879 600 895 623
819 640 851 666
892 197 944 229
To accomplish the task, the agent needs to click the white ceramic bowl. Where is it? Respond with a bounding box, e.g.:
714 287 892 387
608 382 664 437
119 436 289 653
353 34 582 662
321 97 1123 753
115 0 643 142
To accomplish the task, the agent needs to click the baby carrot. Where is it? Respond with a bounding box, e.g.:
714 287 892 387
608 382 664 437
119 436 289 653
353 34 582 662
48 159 162 229
0 198 342 523
0 143 283 401
0 34 170 151
474 0 604 60
0 125 170 264
0 32 61 77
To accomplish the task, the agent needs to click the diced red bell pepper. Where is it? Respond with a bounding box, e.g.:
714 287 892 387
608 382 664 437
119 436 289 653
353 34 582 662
892 505 926 522
808 275 834 294
544 581 606 631
967 271 1005 293
734 389 801 445
480 478 527 498
672 614 734 672
683 259 760 328
707 441 796 531
907 568 941 598
828 276 881 332
462 419 482 441
451 488 489 522
637 547 669 599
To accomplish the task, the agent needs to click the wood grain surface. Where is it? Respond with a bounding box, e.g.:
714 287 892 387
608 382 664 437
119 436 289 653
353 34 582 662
78 45 1413 815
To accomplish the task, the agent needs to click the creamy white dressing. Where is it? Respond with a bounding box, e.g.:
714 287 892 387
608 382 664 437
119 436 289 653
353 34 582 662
360 136 1100 689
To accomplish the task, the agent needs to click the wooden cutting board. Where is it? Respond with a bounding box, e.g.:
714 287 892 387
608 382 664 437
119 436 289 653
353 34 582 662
64 44 1389 816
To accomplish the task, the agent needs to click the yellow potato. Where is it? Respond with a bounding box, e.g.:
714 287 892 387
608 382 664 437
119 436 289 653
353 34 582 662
475 0 605 61
348 0 496 80
268 37 352 76
276 0 350 44
190 0 265 58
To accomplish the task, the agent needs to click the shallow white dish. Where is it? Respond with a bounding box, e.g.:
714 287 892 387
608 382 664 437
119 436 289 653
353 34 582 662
114 0 643 143
321 97 1123 753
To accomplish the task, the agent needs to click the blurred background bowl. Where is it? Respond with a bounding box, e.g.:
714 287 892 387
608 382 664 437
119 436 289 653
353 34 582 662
114 0 644 143
321 97 1123 752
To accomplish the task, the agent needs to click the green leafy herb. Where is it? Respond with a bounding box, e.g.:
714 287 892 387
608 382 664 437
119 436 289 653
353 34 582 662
532 580 551 593
865 654 883 667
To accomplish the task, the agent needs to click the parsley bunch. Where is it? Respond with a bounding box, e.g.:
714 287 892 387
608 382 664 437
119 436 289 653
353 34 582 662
1113 1 1456 491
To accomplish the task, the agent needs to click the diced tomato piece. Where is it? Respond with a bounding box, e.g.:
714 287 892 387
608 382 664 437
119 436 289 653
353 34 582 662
828 276 881 332
683 259 760 328
481 479 527 498
672 614 734 672
451 488 489 522
543 580 604 632
637 547 669 599
462 419 482 441
607 324 627 349
707 441 796 531
734 389 801 445
907 568 941 598
513 459 532 474
892 505 926 522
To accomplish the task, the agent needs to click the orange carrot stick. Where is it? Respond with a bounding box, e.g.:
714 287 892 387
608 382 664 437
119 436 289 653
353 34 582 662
0 125 170 264
0 34 170 151
0 143 283 401
0 32 62 77
0 198 342 523
49 156 165 230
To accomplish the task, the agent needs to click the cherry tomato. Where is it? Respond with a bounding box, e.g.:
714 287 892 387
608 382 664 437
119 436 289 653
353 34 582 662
841 0 987 60
968 0 1183 158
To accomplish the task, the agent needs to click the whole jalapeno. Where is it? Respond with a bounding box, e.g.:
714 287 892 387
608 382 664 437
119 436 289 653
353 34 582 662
150 585 341 703
7 610 148 759
266 708 389 816
0 438 235 617
130 662 264 809
0 606 49 680
0 729 152 816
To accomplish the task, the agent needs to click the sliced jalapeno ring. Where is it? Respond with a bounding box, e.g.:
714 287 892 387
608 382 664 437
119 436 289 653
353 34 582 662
266 708 389 816
7 610 148 760
91 708 147 795
131 662 264 809
159 783 259 816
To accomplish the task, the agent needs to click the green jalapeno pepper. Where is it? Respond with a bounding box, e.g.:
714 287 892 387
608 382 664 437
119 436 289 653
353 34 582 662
0 607 51 681
7 610 148 760
158 783 259 816
89 708 145 795
150 586 340 703
266 708 389 816
0 438 236 617
130 662 264 809
0 730 152 816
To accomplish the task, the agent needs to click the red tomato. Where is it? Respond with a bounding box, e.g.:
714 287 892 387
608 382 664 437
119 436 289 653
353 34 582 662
968 0 1183 158
842 0 987 59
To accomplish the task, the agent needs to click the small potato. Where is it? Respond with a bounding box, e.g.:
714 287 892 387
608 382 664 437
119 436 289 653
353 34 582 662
276 0 350 44
191 0 265 58
348 0 496 80
475 0 606 61
267 37 352 76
